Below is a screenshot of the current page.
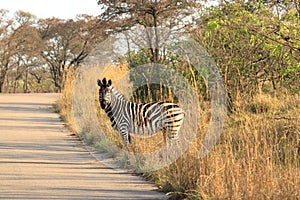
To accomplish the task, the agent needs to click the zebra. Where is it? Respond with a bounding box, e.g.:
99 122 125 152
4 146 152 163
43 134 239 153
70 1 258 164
97 78 185 146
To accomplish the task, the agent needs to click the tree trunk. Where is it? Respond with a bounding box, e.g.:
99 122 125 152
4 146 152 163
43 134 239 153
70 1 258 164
0 81 3 93
0 74 6 93
24 66 29 93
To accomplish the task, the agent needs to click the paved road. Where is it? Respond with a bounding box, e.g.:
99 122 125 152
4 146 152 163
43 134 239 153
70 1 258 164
0 93 166 200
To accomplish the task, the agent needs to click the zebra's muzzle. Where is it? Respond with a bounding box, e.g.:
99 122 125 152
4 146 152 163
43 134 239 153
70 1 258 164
100 101 106 109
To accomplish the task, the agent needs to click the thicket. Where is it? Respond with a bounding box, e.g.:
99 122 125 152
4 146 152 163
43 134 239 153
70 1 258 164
197 1 300 111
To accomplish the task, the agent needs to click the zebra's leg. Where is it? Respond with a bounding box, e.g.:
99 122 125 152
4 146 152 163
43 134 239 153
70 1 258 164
121 133 130 146
120 126 130 146
161 128 180 146
167 111 184 146
119 128 133 164
168 129 180 146
159 128 180 164
162 128 167 145
120 127 134 157
128 133 132 144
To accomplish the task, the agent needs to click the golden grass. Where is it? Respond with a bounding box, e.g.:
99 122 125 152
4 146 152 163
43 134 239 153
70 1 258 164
58 64 300 199
101 63 129 82
55 69 77 133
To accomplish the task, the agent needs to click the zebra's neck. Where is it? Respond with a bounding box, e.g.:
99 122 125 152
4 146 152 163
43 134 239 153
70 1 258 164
104 87 128 130
105 87 127 112
111 87 126 102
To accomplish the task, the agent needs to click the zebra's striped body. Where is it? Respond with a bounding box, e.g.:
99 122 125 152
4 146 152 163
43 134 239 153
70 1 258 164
97 78 185 145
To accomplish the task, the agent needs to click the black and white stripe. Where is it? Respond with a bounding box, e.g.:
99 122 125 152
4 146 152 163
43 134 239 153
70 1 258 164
97 78 185 145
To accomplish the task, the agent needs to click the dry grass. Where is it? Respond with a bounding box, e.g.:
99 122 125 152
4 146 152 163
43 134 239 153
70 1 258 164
58 64 300 199
55 69 77 133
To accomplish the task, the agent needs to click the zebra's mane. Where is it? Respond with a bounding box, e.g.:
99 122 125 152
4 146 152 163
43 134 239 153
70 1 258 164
111 87 127 102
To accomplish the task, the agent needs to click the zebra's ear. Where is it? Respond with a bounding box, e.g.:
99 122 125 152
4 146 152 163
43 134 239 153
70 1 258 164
108 79 112 86
97 79 102 87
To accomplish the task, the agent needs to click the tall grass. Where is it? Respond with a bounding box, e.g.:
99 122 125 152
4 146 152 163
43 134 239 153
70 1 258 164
57 64 300 199
55 69 77 133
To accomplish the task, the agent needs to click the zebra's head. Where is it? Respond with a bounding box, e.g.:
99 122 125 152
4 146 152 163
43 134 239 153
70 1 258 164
97 78 112 109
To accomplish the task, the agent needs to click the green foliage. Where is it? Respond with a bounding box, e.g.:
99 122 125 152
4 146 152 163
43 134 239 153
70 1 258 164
126 49 181 103
125 46 210 104
196 1 300 108
127 49 150 69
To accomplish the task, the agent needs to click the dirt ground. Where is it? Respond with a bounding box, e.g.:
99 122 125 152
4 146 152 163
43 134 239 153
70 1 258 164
0 93 166 199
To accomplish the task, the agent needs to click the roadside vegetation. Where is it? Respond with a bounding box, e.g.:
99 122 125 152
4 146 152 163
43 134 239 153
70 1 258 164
58 63 300 199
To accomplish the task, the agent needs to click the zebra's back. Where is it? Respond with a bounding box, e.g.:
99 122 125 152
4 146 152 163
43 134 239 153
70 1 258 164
128 101 185 139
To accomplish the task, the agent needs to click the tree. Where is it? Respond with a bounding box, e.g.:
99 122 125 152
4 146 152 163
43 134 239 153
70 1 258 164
0 10 44 93
10 11 43 93
0 9 15 93
38 15 105 92
195 1 300 111
97 0 203 63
